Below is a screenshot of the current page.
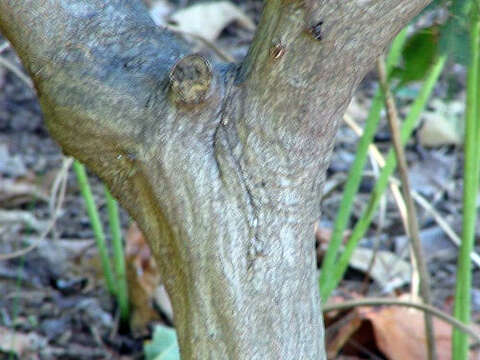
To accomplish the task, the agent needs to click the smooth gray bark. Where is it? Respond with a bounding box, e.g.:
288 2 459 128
0 0 431 358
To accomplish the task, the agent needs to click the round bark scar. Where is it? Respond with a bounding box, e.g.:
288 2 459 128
169 54 212 104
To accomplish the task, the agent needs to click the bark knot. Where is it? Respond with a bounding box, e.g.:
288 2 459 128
169 54 213 105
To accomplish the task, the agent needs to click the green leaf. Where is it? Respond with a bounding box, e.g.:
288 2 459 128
393 26 439 85
439 0 472 65
144 325 181 360
413 0 473 66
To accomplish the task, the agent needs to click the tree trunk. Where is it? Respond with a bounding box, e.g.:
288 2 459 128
0 0 431 358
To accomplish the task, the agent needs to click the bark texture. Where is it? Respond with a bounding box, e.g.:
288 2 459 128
0 0 431 358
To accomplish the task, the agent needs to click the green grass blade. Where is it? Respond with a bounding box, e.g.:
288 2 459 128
105 187 130 323
321 54 447 301
452 6 479 359
73 160 116 296
319 29 408 302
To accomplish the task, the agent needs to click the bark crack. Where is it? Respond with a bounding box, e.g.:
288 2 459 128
213 86 262 272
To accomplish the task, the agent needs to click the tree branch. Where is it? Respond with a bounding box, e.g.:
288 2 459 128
0 0 190 168
214 0 434 245
232 0 433 195
0 0 434 358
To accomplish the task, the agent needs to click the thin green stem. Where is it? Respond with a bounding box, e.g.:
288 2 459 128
452 6 480 359
321 55 447 301
319 29 408 302
73 160 116 296
105 187 130 323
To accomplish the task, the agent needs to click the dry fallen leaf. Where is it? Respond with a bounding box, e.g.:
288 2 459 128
326 310 364 358
325 294 480 360
167 1 255 42
315 223 411 293
348 248 411 292
125 222 162 335
0 177 49 207
362 306 452 360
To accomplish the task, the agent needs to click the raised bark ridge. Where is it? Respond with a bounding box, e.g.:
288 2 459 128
0 0 431 358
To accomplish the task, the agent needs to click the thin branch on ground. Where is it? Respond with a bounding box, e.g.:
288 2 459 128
322 297 480 345
0 55 33 88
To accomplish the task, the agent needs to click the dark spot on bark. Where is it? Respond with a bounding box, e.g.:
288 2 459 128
123 57 145 70
270 43 286 60
126 152 136 161
310 21 323 41
116 151 136 162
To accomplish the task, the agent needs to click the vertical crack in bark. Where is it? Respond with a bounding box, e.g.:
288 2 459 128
213 84 262 273
220 124 261 272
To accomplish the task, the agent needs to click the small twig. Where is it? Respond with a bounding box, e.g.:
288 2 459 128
49 157 72 214
0 41 10 54
343 114 409 226
0 219 49 261
343 114 416 291
411 191 480 268
343 114 480 268
109 308 121 340
48 157 73 240
0 56 33 88
377 56 437 360
323 297 480 345
0 157 72 261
